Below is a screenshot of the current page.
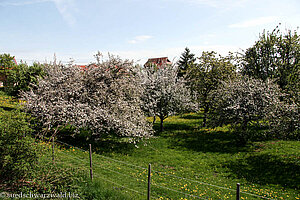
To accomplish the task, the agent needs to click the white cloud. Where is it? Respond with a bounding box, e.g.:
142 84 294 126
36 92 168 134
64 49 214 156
168 0 250 9
0 0 51 6
0 0 77 26
229 16 278 28
53 0 77 26
128 35 153 44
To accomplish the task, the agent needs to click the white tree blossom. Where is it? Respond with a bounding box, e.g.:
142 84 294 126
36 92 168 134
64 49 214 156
137 65 196 132
212 75 299 142
211 76 281 142
266 100 299 140
22 55 153 140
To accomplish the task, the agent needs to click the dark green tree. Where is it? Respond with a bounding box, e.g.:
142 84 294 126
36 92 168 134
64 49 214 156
276 29 300 105
177 47 196 78
241 26 300 104
5 62 45 96
0 54 16 86
241 29 278 81
187 51 236 127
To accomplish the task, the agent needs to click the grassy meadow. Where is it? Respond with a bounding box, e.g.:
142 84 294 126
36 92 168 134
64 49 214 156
43 114 300 199
1 89 300 199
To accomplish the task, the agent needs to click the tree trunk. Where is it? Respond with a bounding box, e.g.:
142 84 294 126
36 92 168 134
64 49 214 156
202 106 209 127
159 116 164 132
237 119 249 146
242 119 248 131
153 115 156 124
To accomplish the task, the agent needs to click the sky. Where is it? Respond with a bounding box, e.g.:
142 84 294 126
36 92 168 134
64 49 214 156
0 0 299 65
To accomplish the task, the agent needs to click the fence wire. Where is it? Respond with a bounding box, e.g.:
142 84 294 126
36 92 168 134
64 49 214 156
152 183 209 200
50 142 149 197
56 139 147 170
55 147 145 181
153 169 236 192
48 139 277 200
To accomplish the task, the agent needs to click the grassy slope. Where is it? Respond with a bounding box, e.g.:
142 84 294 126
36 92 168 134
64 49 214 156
0 89 132 200
1 90 299 199
55 114 300 200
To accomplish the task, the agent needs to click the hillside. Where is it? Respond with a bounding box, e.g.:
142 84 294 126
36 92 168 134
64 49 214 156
1 90 299 199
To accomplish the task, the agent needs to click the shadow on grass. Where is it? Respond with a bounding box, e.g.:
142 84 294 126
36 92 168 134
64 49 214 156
179 114 204 120
168 130 249 154
151 114 249 154
224 154 300 190
57 128 136 155
153 123 197 134
152 113 203 135
0 106 15 111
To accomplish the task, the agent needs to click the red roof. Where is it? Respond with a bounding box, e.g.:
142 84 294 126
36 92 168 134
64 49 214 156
144 57 172 67
13 58 17 65
76 64 97 71
77 65 87 70
0 57 17 71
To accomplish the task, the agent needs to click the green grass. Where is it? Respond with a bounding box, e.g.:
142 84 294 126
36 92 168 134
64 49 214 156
50 114 300 200
1 90 300 199
0 89 19 110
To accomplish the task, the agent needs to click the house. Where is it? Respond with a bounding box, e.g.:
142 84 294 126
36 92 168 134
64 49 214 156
0 58 17 87
75 64 99 71
144 57 172 68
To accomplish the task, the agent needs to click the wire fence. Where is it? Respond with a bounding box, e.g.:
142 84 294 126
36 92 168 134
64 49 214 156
38 139 278 200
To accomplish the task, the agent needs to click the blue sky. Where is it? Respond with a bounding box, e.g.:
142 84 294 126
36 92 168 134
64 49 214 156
1 0 299 65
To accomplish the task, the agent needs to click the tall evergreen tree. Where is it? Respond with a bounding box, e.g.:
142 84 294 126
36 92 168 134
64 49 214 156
0 54 16 86
177 47 196 78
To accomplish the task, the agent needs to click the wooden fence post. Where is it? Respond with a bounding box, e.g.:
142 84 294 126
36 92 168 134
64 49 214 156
236 183 240 200
89 144 93 181
147 163 151 200
52 137 55 164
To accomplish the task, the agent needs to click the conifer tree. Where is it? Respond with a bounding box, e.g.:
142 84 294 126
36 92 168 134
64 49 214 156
177 47 196 78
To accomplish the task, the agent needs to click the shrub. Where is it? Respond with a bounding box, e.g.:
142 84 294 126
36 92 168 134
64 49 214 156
5 63 45 97
25 163 84 194
0 108 38 183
